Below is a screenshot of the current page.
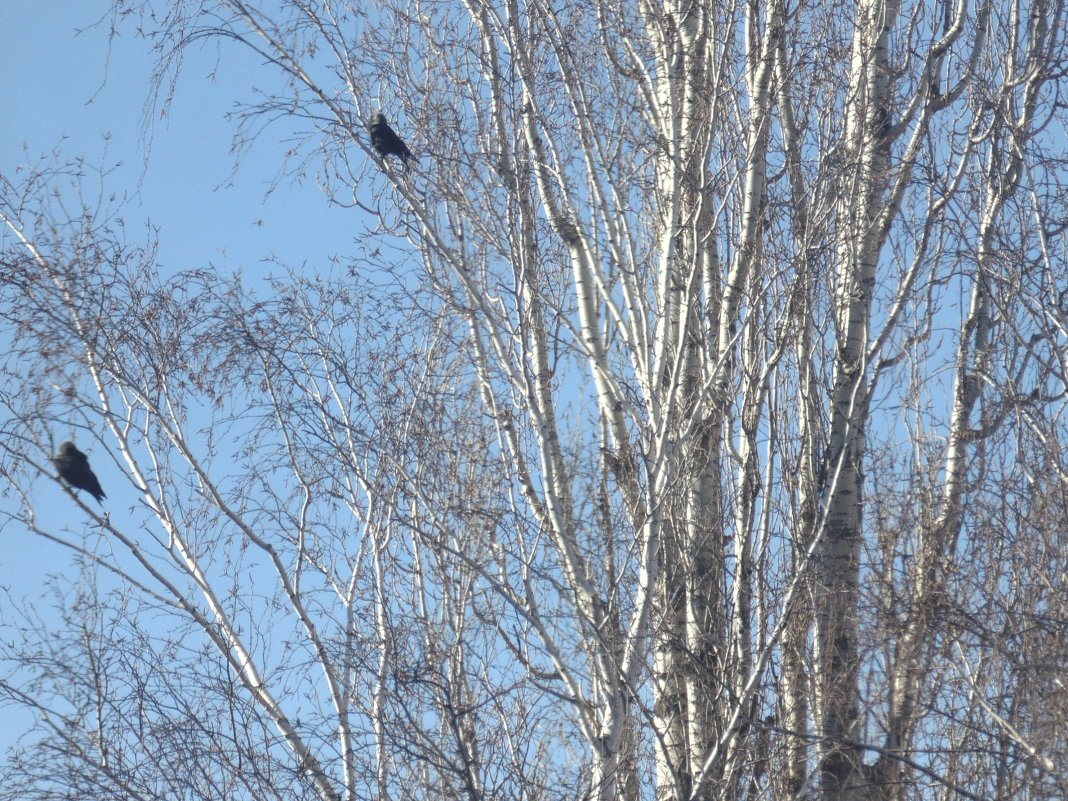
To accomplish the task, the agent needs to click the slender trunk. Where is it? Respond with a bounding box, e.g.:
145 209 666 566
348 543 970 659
815 2 899 798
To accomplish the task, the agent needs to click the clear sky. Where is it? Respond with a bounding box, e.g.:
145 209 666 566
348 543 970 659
2 1 356 275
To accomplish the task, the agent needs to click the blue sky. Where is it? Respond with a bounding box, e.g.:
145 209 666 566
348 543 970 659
2 1 356 275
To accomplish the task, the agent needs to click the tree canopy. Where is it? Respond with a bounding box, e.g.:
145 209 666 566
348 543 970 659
2 2 1068 801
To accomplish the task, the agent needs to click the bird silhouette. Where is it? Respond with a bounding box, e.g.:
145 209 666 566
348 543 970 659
53 441 106 504
368 112 414 167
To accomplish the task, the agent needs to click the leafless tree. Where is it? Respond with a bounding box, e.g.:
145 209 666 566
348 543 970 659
2 2 1068 801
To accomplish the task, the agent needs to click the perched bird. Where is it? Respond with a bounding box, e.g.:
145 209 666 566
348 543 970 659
53 441 106 504
367 112 414 167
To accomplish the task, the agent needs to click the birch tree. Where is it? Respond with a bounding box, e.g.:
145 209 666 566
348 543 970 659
3 1 1068 801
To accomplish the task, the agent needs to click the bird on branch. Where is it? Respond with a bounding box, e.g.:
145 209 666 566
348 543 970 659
53 441 106 504
367 112 414 168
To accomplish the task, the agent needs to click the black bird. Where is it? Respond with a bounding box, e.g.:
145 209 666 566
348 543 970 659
53 441 106 504
368 112 414 167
